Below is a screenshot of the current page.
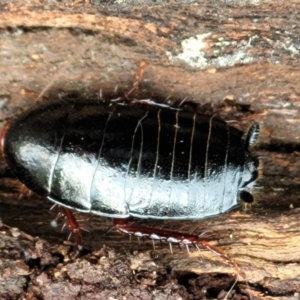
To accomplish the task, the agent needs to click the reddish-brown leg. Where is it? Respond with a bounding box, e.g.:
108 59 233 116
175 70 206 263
113 218 244 280
53 207 82 250
125 60 149 99
114 219 253 298
13 184 32 200
0 121 11 159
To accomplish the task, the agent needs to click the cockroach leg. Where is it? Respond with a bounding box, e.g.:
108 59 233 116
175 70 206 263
0 121 10 159
5 180 33 200
125 60 149 99
114 218 251 298
199 240 242 278
0 122 33 200
52 207 83 250
225 109 267 124
16 184 32 200
178 96 188 107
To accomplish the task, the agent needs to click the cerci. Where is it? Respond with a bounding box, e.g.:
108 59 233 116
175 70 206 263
1 99 259 241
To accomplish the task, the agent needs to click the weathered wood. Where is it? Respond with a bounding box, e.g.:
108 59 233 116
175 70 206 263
0 1 300 299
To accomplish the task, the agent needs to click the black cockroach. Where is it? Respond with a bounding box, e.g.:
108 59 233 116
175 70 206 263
1 100 259 221
0 60 259 298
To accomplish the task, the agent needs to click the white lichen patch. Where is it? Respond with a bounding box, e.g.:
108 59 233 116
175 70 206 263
166 33 211 68
166 33 255 69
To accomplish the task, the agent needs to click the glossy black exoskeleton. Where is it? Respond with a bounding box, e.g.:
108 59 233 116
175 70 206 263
2 99 259 220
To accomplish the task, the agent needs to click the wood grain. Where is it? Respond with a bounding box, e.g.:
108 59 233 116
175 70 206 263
0 1 300 299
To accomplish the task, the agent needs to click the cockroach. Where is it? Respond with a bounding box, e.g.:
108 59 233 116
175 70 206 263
1 100 259 221
0 58 259 298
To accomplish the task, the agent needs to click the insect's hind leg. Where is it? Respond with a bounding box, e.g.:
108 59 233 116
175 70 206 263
52 206 83 250
125 60 150 99
114 218 252 298
114 219 244 275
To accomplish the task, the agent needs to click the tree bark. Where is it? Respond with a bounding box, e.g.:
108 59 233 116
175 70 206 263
1 1 300 299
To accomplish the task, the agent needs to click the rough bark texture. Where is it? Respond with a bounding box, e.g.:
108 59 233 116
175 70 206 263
1 1 300 299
